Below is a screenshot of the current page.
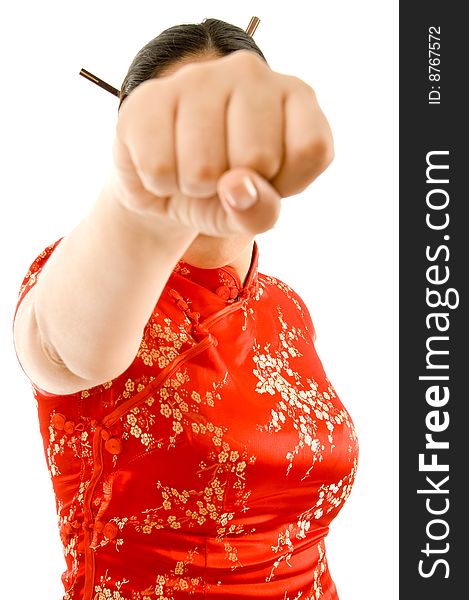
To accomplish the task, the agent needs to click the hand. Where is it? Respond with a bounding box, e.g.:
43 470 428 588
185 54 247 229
110 50 334 237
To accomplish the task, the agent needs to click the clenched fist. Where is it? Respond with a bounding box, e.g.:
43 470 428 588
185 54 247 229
111 50 334 237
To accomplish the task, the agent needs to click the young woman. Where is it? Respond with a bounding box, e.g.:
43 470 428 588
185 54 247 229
13 18 358 600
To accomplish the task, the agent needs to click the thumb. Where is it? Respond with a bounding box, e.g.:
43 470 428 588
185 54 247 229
217 167 282 235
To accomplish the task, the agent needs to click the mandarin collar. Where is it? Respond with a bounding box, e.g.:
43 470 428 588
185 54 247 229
172 240 259 303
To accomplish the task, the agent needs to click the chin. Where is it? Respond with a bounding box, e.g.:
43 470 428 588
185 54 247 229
181 233 254 268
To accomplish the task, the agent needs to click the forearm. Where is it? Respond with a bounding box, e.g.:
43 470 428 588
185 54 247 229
32 174 198 383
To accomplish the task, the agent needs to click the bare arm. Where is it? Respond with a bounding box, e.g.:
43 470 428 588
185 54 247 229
13 176 198 395
13 51 333 396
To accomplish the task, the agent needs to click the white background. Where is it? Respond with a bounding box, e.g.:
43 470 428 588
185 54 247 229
0 1 398 598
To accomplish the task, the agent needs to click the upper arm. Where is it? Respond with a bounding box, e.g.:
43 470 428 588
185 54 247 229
13 286 98 396
13 238 104 396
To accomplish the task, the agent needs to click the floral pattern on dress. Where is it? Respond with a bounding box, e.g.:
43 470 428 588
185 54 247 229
268 460 358 584
137 315 193 369
15 239 358 600
93 551 205 600
108 414 256 571
253 305 357 479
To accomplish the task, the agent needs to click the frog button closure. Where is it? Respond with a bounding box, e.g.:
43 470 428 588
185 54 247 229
51 413 66 430
64 420 75 434
216 284 240 301
215 285 231 300
104 437 122 455
103 521 118 540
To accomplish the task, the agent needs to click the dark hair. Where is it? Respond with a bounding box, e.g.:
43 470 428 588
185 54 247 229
118 18 268 112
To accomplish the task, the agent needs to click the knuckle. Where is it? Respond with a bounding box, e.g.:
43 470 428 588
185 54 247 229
187 162 221 184
300 81 317 100
174 62 212 88
284 75 317 98
284 74 303 88
117 79 153 119
231 49 265 72
294 135 334 174
137 161 175 195
144 160 175 182
178 65 201 84
240 148 281 180
180 162 222 197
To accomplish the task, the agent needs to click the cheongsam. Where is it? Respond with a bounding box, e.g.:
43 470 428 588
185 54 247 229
14 238 359 600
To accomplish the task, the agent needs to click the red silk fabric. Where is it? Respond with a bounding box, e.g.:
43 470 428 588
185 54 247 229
14 239 359 599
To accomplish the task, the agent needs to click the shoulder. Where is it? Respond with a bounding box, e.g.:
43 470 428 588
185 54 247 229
16 238 64 316
258 272 317 343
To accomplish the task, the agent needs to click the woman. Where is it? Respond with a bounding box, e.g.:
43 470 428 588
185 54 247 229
13 18 358 600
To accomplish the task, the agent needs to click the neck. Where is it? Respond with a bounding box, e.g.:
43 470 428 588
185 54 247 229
227 240 255 286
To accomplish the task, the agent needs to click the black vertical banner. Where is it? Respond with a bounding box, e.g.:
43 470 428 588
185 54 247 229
400 2 468 597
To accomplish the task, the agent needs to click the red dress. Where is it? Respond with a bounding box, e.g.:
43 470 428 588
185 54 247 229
14 239 359 600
